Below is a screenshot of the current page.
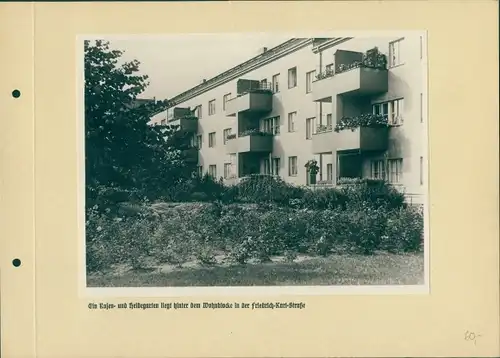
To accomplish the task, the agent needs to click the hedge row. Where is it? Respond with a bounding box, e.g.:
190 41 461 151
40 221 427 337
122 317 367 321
87 175 407 216
86 200 424 273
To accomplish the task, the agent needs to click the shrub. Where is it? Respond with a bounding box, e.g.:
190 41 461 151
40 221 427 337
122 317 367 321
301 188 345 210
338 178 406 209
337 203 388 255
381 206 424 253
86 208 157 272
234 175 304 205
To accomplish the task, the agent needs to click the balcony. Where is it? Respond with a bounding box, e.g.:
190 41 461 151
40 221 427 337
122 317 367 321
312 66 388 101
225 131 273 154
225 90 273 117
335 127 389 152
311 125 334 154
312 48 389 102
182 147 198 163
178 116 198 133
168 107 192 121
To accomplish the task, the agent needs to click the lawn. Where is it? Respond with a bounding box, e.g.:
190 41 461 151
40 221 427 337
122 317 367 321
87 252 424 287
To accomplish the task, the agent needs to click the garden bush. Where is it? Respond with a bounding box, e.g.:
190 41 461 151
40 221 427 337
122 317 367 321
86 206 157 272
86 183 424 273
233 175 305 205
381 206 424 253
301 187 346 210
337 178 406 209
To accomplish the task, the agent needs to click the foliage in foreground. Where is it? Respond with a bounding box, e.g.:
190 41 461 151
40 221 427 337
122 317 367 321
86 199 424 273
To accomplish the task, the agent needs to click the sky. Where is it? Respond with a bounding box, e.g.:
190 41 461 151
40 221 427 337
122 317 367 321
107 34 292 101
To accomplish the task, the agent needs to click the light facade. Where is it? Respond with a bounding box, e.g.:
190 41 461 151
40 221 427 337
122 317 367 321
150 36 426 202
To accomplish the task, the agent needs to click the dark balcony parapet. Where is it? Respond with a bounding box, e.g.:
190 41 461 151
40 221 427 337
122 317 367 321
312 48 388 101
178 116 198 133
225 130 273 153
182 147 198 163
225 79 273 116
312 66 388 101
225 90 273 117
335 126 389 152
167 107 193 122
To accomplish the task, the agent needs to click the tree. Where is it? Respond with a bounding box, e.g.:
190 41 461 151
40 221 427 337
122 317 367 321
84 40 195 207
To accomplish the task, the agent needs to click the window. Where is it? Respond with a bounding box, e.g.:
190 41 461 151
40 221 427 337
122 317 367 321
223 93 231 110
288 156 298 176
288 112 297 132
371 160 386 180
224 154 237 179
161 119 166 125
288 67 297 89
195 134 202 149
306 117 315 139
208 165 217 178
197 165 203 177
208 99 216 116
195 105 202 119
229 154 236 178
261 116 280 135
260 79 268 89
208 132 216 148
389 38 404 67
420 156 424 185
326 163 333 181
262 159 271 175
223 128 232 145
306 70 316 93
272 157 281 176
420 93 423 123
272 74 280 93
373 98 404 125
326 113 333 127
224 163 231 179
387 158 403 184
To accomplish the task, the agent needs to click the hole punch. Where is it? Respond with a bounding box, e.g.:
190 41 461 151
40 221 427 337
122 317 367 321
12 258 21 267
12 89 21 98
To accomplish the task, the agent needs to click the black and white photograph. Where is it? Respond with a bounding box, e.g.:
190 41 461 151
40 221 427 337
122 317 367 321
82 33 428 291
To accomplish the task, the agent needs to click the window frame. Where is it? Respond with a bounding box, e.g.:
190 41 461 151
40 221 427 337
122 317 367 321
287 111 297 133
223 128 232 145
208 99 216 116
371 160 386 180
287 67 297 89
208 132 216 148
196 134 203 149
372 98 404 126
223 93 231 111
208 164 217 178
387 158 403 184
272 74 280 93
306 70 316 93
288 156 298 177
389 38 404 68
305 117 315 140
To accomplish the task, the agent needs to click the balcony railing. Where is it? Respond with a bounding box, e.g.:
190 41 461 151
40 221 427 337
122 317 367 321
314 47 388 83
316 123 333 134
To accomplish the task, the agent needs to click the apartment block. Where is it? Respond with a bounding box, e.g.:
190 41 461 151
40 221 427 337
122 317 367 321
150 36 427 202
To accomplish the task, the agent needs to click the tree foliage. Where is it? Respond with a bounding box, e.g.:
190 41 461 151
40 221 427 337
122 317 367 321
84 40 196 207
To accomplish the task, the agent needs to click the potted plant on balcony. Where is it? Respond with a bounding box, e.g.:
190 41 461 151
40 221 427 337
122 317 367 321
334 113 389 132
305 159 320 185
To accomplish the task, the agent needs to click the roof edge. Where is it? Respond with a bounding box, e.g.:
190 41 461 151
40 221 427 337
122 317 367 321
168 37 351 107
